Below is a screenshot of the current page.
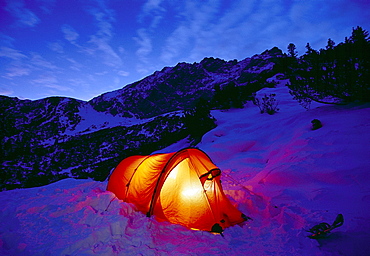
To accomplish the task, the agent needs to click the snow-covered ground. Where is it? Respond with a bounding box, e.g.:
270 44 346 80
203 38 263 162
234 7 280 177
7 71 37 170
63 104 142 137
1 83 370 255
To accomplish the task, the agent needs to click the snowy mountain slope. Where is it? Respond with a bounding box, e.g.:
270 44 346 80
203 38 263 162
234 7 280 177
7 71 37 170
2 112 186 186
89 47 284 119
1 47 285 190
1 83 369 255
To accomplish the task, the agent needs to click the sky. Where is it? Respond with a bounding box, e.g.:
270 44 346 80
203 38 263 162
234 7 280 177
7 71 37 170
0 0 369 101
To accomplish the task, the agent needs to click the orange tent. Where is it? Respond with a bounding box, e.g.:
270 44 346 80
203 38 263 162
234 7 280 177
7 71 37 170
107 148 248 232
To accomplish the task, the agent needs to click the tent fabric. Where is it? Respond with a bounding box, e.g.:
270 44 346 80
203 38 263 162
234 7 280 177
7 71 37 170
107 148 247 232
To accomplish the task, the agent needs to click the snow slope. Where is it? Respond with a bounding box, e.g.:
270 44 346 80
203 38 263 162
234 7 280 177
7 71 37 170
1 83 370 255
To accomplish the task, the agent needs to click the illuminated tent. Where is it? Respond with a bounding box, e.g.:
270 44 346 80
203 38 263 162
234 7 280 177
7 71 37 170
107 148 248 233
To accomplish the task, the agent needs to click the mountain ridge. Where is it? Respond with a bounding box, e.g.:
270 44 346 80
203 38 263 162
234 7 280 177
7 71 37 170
88 46 284 119
0 47 286 190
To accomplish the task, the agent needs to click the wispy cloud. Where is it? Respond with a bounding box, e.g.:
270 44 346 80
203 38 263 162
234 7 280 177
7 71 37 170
88 5 115 38
37 0 56 14
139 0 166 28
134 29 152 64
95 71 108 76
30 53 58 70
117 70 129 76
160 0 221 63
32 75 74 92
0 46 59 79
0 87 14 96
0 46 27 60
61 24 80 45
85 4 123 67
160 25 190 64
32 75 57 85
87 36 122 67
159 0 352 63
47 41 64 54
4 65 31 77
0 33 16 48
67 78 90 90
5 0 40 27
66 58 83 71
135 0 167 74
142 0 165 15
0 46 31 78
78 1 123 68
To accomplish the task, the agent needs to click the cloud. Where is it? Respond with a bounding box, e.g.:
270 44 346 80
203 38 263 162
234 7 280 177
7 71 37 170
142 0 165 14
0 46 31 78
32 75 57 85
189 0 285 60
0 87 14 96
133 29 155 75
88 7 115 38
160 0 221 63
134 0 168 74
4 66 31 77
61 24 80 45
66 58 83 71
84 5 123 67
32 75 73 92
160 25 190 63
0 45 61 81
159 0 350 63
67 78 90 90
5 0 40 27
45 84 74 92
0 45 60 80
95 71 108 76
0 46 27 60
117 70 129 76
134 29 152 63
156 0 368 64
47 41 64 54
118 47 125 54
30 53 58 70
139 0 166 28
0 33 16 48
37 0 56 14
87 36 122 67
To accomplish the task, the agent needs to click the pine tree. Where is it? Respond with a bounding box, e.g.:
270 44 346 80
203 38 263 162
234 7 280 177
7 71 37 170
305 43 316 55
287 43 298 58
289 26 370 106
326 38 335 50
349 26 370 44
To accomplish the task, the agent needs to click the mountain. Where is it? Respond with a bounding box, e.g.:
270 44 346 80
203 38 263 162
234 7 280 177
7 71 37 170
0 47 286 191
1 83 369 255
90 46 285 119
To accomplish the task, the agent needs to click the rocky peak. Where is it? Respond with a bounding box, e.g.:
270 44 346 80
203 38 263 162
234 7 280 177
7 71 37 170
89 47 285 119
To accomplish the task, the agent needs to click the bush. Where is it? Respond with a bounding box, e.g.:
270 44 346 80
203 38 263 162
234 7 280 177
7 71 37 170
253 94 279 115
183 98 216 145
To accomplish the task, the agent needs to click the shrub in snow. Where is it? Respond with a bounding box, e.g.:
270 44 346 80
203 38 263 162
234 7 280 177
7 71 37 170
253 94 279 115
183 98 216 145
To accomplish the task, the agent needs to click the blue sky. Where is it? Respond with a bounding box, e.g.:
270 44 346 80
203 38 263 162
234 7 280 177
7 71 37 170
0 0 369 101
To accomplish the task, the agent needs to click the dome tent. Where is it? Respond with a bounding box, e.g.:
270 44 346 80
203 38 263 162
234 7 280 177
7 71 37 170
107 148 248 233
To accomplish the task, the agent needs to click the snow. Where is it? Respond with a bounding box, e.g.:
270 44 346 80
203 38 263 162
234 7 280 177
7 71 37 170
1 83 370 255
63 104 142 136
